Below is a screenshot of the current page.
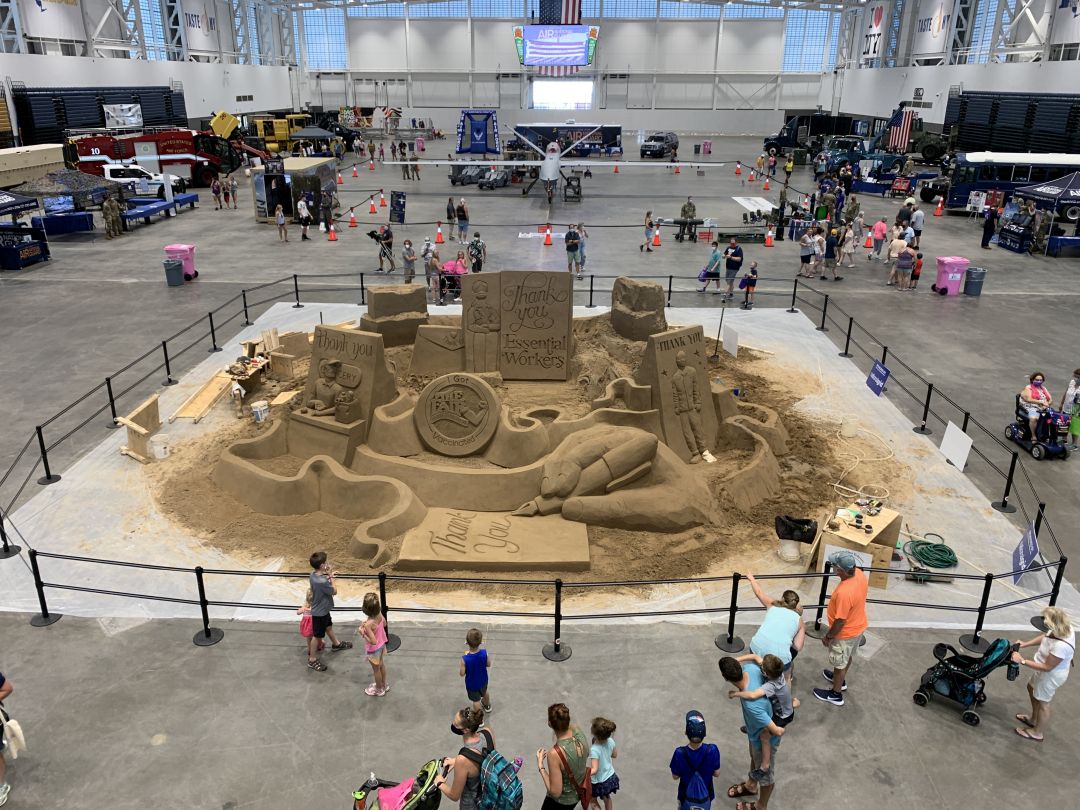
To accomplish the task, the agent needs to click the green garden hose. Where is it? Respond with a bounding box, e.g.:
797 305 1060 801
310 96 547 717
903 532 959 569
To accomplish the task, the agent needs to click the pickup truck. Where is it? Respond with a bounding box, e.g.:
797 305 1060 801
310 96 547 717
101 164 186 198
823 136 906 174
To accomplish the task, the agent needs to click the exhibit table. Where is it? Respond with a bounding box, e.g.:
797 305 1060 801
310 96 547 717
996 223 1033 254
31 211 94 235
0 223 50 270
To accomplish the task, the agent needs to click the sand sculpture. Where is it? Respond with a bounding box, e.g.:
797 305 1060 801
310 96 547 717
213 273 789 571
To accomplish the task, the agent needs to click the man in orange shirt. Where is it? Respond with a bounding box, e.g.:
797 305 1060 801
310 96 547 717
813 550 869 707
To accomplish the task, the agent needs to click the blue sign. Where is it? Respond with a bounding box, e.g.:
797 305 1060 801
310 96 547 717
866 361 890 396
1012 523 1040 584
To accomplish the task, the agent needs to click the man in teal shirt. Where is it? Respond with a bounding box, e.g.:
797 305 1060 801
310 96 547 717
720 657 781 809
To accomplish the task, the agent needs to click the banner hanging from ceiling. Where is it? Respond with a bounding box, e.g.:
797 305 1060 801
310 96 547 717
181 0 224 52
1050 0 1080 44
860 3 889 66
911 0 954 58
17 0 84 42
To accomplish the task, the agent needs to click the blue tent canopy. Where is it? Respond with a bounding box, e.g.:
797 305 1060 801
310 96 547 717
1013 171 1080 208
0 191 40 217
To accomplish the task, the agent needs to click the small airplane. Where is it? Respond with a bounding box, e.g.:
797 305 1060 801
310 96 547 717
384 125 722 204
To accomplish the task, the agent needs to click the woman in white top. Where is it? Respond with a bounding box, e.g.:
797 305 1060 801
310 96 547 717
1012 606 1074 741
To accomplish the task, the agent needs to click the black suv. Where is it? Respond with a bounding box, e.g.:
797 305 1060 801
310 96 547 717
640 132 679 158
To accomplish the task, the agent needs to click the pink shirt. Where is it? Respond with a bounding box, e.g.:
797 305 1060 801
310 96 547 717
872 220 888 240
364 616 388 653
442 259 467 275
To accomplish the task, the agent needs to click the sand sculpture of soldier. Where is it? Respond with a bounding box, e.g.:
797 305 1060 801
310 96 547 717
671 350 716 464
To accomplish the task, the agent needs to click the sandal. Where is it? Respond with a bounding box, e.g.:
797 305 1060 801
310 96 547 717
307 659 327 672
331 641 354 652
1015 714 1034 728
728 784 757 799
1015 727 1043 742
736 802 758 810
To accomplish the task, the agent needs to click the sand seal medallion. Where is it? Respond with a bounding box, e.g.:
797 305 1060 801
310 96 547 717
414 373 499 456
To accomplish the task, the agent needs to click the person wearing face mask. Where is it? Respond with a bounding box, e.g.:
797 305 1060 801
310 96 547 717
1020 372 1053 438
678 196 697 242
435 707 493 809
1059 369 1080 451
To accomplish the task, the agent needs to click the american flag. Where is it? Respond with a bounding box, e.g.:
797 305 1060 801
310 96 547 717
537 0 582 77
887 108 916 151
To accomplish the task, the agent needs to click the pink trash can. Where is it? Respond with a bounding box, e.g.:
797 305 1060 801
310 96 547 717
702 140 712 155
164 244 198 280
931 256 968 296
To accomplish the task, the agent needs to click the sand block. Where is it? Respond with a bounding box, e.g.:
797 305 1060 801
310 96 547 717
360 285 429 347
635 326 718 462
461 275 501 373
409 325 465 377
278 330 311 357
397 509 590 571
497 271 573 381
414 373 499 457
611 277 667 341
288 410 367 466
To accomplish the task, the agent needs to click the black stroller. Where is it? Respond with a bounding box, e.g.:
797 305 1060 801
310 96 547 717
913 638 1018 726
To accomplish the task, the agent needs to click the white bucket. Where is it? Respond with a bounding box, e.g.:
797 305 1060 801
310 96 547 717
149 434 170 459
777 538 803 562
840 418 859 438
251 400 270 423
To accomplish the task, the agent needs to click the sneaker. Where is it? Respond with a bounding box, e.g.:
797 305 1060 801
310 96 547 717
482 701 493 714
382 682 392 694
821 669 848 690
813 687 844 706
576 274 583 280
307 659 327 672
331 641 353 652
0 783 9 807
364 685 380 696
698 287 707 293
834 276 844 281
701 450 717 464
749 767 768 782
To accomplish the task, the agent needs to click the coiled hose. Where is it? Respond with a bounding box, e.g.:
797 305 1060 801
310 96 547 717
903 532 958 569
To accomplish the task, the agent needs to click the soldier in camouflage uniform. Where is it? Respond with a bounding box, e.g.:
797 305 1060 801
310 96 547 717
102 195 123 239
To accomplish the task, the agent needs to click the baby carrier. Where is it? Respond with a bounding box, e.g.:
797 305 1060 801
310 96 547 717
353 760 442 810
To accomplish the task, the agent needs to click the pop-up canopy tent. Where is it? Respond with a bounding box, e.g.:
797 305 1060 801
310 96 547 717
0 190 41 218
1013 171 1080 253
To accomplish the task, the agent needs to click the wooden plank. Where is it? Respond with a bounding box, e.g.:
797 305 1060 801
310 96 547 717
169 373 233 423
270 390 300 406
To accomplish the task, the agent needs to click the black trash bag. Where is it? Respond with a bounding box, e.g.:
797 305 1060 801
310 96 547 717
775 515 818 544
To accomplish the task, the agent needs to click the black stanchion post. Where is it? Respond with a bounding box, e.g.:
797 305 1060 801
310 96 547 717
207 312 223 353
914 383 934 435
838 316 854 358
105 376 120 429
378 571 401 652
960 572 994 653
816 295 829 331
587 274 595 308
992 452 1019 513
666 275 673 308
35 426 61 485
715 572 746 652
804 563 832 638
543 578 572 662
28 549 61 626
360 273 366 306
292 273 304 308
241 290 253 326
961 411 971 433
0 508 21 559
1033 502 1046 537
161 340 178 386
192 565 224 646
880 345 889 392
787 278 799 313
1048 555 1067 608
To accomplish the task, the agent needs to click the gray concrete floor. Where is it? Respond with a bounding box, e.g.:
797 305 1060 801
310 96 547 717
0 613 1074 809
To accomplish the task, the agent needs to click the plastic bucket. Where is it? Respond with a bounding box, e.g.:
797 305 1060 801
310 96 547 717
149 434 170 459
251 400 270 423
778 538 803 562
963 267 987 296
163 259 184 287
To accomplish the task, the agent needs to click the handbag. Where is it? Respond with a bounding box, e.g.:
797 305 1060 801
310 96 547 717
553 741 592 809
698 267 709 282
0 704 26 759
299 613 314 638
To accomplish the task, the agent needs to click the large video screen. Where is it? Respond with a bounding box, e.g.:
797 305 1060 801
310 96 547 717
514 25 599 67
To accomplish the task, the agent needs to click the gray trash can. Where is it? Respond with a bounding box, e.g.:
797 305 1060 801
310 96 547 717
163 259 185 287
693 144 701 155
963 266 987 296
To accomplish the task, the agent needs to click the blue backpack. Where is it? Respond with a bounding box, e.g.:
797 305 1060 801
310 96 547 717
678 745 715 810
461 729 524 810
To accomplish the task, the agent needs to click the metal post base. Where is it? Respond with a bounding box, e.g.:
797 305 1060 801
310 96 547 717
163 378 179 386
714 634 745 653
786 307 798 314
804 621 828 639
1030 615 1048 633
37 474 61 485
959 633 990 654
0 544 22 560
105 420 121 430
992 501 1017 514
293 303 304 309
816 325 828 332
542 642 572 662
208 347 223 353
30 612 62 627
386 633 402 653
193 627 224 647
913 425 932 435
838 351 852 358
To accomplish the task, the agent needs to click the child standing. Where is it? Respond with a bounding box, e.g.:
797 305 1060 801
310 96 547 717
728 653 794 781
360 593 389 696
910 252 924 289
296 589 326 653
275 205 288 242
741 261 759 310
588 717 620 810
460 628 493 714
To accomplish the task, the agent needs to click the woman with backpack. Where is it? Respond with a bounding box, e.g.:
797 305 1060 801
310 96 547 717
537 703 590 810
435 707 492 808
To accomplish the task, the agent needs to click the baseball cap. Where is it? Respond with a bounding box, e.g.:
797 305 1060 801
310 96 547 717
829 550 859 572
685 710 706 740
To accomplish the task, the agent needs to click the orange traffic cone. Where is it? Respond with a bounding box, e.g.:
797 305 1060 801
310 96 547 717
348 209 358 228
328 224 338 242
352 165 358 178
368 197 377 215
652 226 661 248
337 172 343 185
763 176 770 191
748 170 756 182
864 234 873 248
613 164 619 174
735 162 742 176
436 222 445 244
379 191 387 208
544 225 553 246
764 229 774 247
934 197 944 216
674 163 681 174
368 159 375 171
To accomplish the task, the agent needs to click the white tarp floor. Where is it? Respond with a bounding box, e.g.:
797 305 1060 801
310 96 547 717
2 302 1074 632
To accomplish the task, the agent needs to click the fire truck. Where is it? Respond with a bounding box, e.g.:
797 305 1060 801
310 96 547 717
67 128 243 187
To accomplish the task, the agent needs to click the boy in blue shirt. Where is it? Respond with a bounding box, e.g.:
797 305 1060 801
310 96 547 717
720 657 781 810
460 628 492 714
669 710 720 809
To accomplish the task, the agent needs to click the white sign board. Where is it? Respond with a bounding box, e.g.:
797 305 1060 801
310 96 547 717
861 3 889 65
182 0 223 51
912 0 954 57
17 0 84 41
104 104 143 128
1051 0 1080 45
722 325 739 358
732 197 773 212
822 542 874 573
939 421 973 470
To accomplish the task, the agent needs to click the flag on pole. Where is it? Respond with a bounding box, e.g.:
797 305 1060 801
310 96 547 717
537 0 583 77
887 108 916 151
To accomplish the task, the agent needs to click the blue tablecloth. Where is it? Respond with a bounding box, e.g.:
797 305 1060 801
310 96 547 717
1047 235 1080 257
31 212 94 235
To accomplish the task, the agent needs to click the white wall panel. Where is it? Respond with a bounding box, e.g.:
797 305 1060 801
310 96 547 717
348 19 406 71
472 21 524 72
595 21 656 72
717 21 783 73
656 22 716 73
408 21 470 72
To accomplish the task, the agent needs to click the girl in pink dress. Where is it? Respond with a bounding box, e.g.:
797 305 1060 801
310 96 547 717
360 592 390 696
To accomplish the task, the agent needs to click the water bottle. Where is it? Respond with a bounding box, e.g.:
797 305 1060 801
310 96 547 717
365 772 380 789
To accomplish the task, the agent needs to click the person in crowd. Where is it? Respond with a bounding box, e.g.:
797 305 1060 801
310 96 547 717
588 717 619 810
102 194 122 240
729 653 793 783
910 252 924 289
839 163 854 194
440 251 468 304
767 151 777 177
576 223 589 271
783 155 794 182
434 707 493 808
755 153 766 174
402 239 417 283
678 196 697 242
745 573 805 684
467 232 487 273
460 627 492 715
446 196 458 234
353 137 363 159
222 177 232 209
0 669 13 806
420 236 438 300
885 231 909 280
910 204 925 248
814 152 827 180
307 551 351 672
390 142 398 161
377 224 396 273
296 589 325 654
359 592 389 696
274 204 288 243
843 193 859 224
378 142 385 162
700 240 724 293
211 177 223 210
811 227 826 278
228 175 239 209
720 658 780 810
537 703 590 810
564 223 581 278
669 710 721 810
410 153 421 180
813 550 869 706
868 216 888 261
903 156 916 176
742 261 759 309
1012 606 1075 741
896 201 914 231
320 190 334 233
798 228 815 277
1058 368 1080 450
1019 371 1053 437
401 155 411 181
296 197 312 241
894 240 917 291
851 210 866 244
822 228 843 281
399 139 408 160
838 221 856 268
368 139 377 160
723 237 744 299
456 198 470 244
641 210 655 253
981 205 999 249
